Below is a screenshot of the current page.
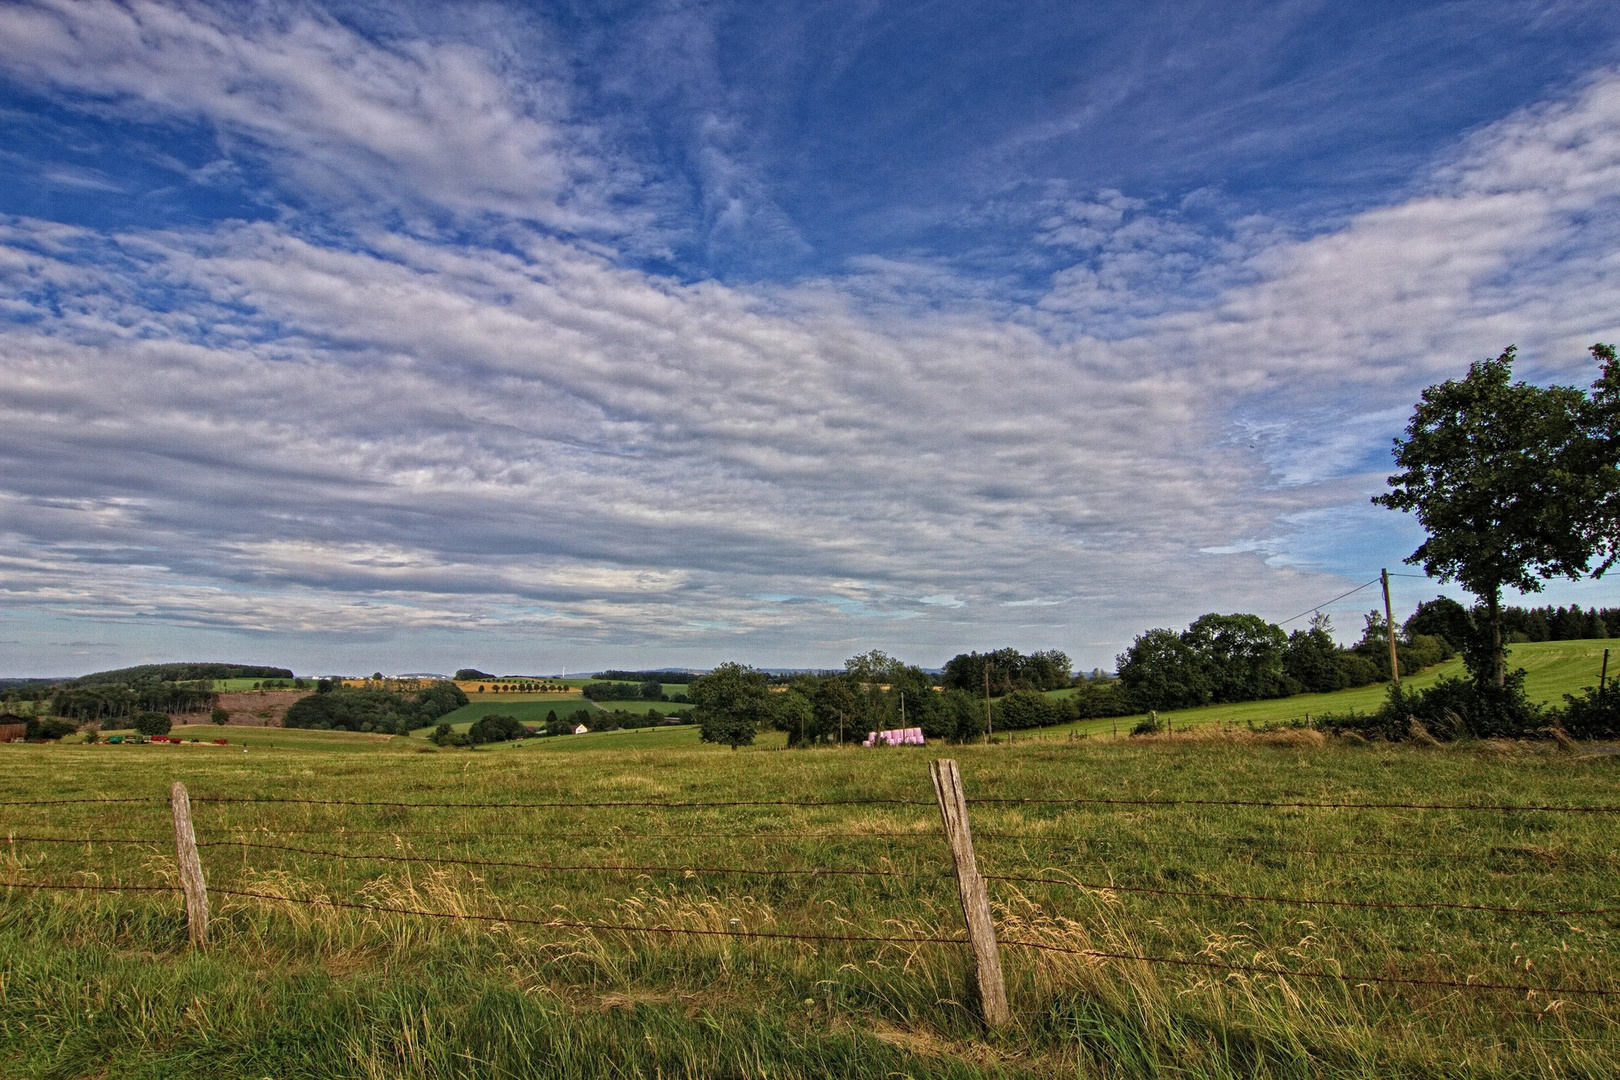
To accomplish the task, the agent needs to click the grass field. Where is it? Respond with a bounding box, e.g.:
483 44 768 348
1045 638 1616 738
426 694 685 731
4 728 1620 1078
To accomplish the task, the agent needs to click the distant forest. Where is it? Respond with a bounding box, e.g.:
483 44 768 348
70 663 293 687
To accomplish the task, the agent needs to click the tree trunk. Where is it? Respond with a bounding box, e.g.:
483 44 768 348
1487 589 1505 688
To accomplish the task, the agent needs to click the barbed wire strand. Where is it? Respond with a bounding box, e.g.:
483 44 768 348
4 835 164 845
8 880 1610 999
982 872 1620 918
195 839 945 880
970 795 1620 814
998 939 1620 997
191 795 931 809
6 798 163 806
36 790 1601 814
8 831 1609 878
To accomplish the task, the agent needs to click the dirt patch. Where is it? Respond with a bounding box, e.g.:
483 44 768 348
196 691 312 728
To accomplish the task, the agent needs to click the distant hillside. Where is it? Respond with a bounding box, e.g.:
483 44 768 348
72 662 294 686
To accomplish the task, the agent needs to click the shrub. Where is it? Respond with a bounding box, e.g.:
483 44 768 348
994 689 1061 731
1559 686 1620 739
1317 676 1540 742
1131 714 1163 736
211 706 230 725
429 722 472 748
25 717 78 740
132 711 171 736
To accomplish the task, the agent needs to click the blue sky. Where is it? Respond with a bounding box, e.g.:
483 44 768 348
2 0 1619 677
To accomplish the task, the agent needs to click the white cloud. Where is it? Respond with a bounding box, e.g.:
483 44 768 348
0 0 636 233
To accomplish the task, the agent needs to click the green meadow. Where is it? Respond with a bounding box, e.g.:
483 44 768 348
1045 638 1616 738
4 726 1620 1078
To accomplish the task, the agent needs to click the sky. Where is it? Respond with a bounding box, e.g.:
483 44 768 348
3 0 1620 677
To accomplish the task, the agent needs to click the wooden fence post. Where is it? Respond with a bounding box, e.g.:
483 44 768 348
929 759 1010 1028
170 781 209 946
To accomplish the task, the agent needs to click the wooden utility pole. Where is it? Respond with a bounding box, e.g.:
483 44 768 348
170 781 209 946
929 759 1009 1028
1602 649 1610 696
984 664 992 745
1381 568 1400 687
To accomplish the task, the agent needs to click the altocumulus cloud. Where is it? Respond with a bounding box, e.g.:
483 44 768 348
0 0 1618 673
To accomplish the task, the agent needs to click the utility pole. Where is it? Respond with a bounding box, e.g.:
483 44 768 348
1381 568 1400 687
984 663 992 745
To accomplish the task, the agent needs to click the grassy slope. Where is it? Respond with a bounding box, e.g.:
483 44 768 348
4 734 1620 1077
428 691 687 731
1045 638 1615 737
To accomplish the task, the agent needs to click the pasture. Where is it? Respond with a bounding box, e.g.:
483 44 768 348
3 730 1619 1078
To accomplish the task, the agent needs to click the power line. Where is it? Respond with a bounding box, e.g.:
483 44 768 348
1277 579 1380 627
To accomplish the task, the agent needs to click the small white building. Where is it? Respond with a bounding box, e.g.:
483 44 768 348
573 723 590 735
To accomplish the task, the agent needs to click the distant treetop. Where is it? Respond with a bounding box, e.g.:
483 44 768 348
454 668 496 680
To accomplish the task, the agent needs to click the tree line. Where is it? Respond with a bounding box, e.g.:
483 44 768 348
581 680 691 703
688 650 1105 749
1115 609 1453 713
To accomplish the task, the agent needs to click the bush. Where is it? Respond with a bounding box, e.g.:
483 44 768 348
1068 677 1133 719
211 706 230 725
25 717 78 740
1559 685 1620 739
1317 676 1541 742
1131 714 1163 736
428 722 472 748
132 711 171 736
993 689 1061 731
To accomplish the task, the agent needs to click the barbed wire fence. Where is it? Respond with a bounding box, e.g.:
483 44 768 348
7 762 1620 1030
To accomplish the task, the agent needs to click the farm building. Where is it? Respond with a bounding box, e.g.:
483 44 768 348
0 718 27 743
573 724 590 734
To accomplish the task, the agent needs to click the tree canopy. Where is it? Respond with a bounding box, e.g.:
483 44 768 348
1374 344 1620 687
940 648 1072 694
691 663 775 748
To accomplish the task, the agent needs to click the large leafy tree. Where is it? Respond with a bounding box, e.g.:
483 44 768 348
691 662 775 749
1374 345 1620 687
1183 612 1290 703
1116 627 1211 710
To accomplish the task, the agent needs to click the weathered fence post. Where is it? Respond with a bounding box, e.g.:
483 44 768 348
170 781 209 946
929 759 1009 1029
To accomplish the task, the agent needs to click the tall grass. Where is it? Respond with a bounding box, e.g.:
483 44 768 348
3 732 1619 1077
